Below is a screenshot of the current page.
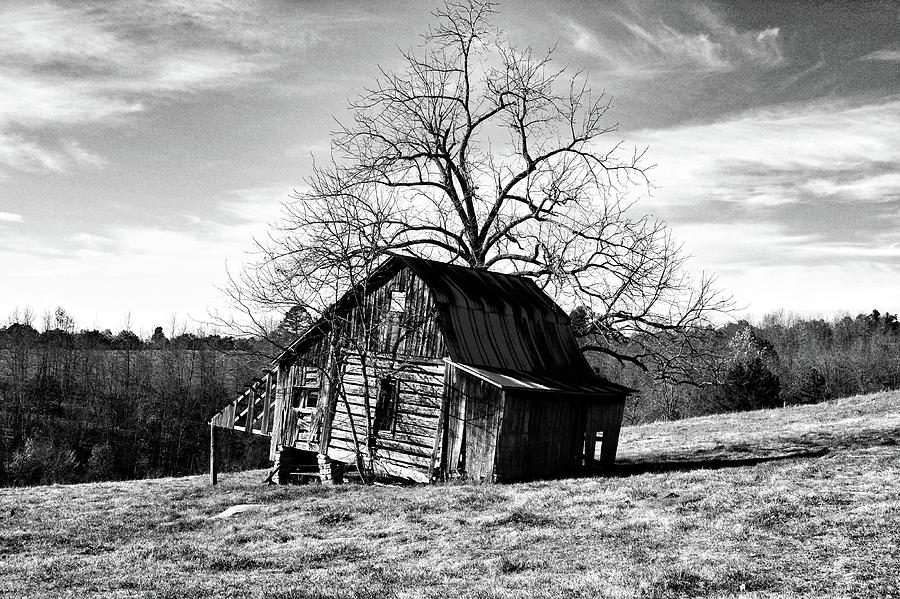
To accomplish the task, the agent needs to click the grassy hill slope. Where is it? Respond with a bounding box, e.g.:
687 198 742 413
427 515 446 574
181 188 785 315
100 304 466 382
2 392 899 598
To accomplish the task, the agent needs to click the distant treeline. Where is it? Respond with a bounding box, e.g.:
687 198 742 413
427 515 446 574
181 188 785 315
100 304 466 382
4 306 899 486
0 309 274 486
615 309 900 424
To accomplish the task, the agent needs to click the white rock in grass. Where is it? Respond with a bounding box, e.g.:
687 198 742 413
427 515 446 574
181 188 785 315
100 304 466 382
211 503 264 519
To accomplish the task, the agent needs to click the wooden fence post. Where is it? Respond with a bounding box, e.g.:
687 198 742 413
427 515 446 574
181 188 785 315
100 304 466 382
209 424 218 485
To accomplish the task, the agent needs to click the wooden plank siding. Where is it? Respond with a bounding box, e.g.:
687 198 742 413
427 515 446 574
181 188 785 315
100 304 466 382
343 266 445 360
268 361 290 460
209 373 277 437
443 364 504 481
209 256 632 484
276 363 318 452
494 393 587 482
327 352 446 482
594 397 626 466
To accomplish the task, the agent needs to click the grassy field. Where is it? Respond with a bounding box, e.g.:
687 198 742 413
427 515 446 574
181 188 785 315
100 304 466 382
2 392 899 598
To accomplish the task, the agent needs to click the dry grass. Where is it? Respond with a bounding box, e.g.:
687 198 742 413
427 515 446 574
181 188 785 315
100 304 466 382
2 392 899 598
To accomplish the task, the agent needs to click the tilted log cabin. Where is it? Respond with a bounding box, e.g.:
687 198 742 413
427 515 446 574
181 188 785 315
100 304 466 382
209 255 632 484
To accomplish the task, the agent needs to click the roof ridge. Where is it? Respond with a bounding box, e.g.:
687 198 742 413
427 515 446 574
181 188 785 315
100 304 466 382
390 253 536 281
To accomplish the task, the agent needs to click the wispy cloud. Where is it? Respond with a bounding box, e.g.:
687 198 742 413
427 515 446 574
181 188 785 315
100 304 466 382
0 3 133 69
0 211 23 223
0 69 144 128
0 1 323 177
218 185 301 225
802 173 900 201
0 131 109 174
0 131 67 173
629 94 900 314
675 220 900 269
672 221 818 272
63 140 107 169
859 49 900 62
69 232 114 249
635 97 900 208
564 4 782 74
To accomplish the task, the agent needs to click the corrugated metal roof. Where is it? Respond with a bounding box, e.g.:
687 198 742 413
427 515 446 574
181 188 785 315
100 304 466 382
272 254 633 395
398 256 598 381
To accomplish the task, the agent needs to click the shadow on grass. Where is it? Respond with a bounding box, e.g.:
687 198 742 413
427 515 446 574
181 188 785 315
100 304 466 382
610 424 900 477
607 447 830 477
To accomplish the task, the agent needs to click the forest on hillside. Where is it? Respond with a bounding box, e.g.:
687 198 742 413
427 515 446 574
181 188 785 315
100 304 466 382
613 309 900 425
0 309 276 486
2 306 900 486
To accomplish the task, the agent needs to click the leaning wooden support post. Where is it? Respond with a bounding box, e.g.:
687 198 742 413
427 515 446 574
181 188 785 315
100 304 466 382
209 423 218 485
428 364 451 482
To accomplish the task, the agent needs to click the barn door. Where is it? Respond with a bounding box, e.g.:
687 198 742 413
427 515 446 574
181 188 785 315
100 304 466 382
583 402 603 469
445 382 467 476
583 398 626 468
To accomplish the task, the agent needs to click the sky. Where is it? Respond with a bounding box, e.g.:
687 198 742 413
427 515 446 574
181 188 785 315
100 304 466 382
0 0 898 334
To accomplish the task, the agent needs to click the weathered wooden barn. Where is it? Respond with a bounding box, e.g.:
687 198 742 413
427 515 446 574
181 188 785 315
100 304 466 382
209 255 632 484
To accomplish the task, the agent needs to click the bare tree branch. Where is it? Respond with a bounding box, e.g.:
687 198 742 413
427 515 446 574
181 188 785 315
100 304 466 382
223 0 733 384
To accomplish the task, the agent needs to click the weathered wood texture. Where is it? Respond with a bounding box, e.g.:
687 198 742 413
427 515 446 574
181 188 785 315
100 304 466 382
209 424 218 485
427 366 451 480
404 258 593 379
209 371 276 436
494 392 586 482
443 364 504 481
268 361 289 460
209 256 631 484
278 362 321 451
328 353 445 480
344 265 445 359
594 397 626 466
264 338 326 459
255 264 445 465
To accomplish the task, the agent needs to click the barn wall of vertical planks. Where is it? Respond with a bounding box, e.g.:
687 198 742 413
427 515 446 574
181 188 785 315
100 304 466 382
209 255 633 484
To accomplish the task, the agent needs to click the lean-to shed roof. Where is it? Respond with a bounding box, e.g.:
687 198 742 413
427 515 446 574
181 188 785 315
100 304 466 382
447 361 631 395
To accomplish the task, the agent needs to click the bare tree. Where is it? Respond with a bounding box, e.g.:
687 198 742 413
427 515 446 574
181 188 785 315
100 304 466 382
228 0 731 381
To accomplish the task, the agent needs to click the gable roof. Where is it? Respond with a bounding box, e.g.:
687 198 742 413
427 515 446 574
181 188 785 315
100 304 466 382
275 254 631 395
399 257 588 377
